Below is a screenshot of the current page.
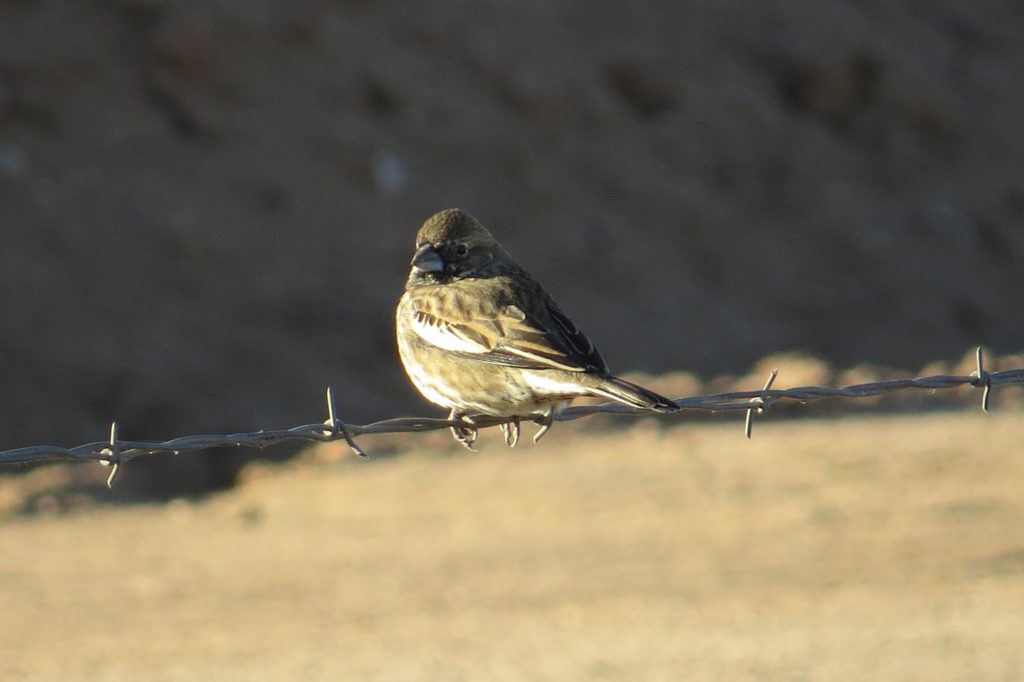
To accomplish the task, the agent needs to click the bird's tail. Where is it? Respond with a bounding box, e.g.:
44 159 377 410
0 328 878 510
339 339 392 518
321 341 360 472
592 375 679 413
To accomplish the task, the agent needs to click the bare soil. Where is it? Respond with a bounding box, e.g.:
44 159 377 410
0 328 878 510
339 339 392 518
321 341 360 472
3 411 1022 681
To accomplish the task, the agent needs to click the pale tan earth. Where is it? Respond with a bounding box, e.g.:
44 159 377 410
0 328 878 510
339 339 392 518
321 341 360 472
3 411 1022 682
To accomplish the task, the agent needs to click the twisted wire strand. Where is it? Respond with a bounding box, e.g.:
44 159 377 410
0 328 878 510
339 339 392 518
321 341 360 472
1 348 1021 487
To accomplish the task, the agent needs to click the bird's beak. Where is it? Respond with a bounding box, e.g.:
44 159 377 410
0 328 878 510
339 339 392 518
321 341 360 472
411 244 444 273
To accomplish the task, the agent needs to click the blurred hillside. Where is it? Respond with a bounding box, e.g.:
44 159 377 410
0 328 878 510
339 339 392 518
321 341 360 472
0 1 1022 494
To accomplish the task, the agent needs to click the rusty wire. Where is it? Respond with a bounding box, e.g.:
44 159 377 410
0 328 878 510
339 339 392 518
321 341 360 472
0 347 1021 487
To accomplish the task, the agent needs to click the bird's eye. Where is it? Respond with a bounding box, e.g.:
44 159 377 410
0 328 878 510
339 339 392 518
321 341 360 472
454 243 469 258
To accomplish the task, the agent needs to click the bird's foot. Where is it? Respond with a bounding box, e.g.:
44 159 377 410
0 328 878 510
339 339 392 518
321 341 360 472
500 416 521 448
532 408 554 443
448 411 479 451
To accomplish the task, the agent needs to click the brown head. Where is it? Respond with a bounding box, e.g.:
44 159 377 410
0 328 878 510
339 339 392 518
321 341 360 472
408 208 512 284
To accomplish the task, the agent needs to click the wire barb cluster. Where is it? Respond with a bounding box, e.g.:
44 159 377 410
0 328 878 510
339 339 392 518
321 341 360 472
1 348 1021 487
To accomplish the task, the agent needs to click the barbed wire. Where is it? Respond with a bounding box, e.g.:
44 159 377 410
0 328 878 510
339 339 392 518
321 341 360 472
0 347 1021 488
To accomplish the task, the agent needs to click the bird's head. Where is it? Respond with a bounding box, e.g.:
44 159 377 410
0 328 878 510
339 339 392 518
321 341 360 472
408 208 508 283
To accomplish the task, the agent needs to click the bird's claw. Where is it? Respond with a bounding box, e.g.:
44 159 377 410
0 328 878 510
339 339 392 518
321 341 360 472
500 417 521 448
448 411 478 451
532 409 553 443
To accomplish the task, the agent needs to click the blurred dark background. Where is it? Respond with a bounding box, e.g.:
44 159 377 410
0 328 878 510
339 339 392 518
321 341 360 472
1 0 1022 496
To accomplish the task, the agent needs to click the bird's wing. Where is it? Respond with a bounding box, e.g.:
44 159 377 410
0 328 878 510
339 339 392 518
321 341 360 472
404 281 607 373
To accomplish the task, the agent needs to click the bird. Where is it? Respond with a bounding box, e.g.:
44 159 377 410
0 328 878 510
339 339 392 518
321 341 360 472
396 208 679 449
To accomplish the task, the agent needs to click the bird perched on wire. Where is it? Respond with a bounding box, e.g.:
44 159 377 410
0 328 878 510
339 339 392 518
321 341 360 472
396 208 679 449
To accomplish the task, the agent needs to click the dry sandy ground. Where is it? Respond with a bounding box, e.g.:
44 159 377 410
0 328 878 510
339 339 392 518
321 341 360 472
2 411 1023 681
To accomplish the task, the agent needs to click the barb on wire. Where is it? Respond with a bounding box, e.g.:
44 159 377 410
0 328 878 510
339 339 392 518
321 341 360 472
323 386 369 459
744 368 779 439
973 346 992 414
0 347 1022 485
99 421 121 489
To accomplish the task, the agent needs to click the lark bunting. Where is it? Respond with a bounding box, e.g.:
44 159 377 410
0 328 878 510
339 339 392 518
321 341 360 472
396 208 679 449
